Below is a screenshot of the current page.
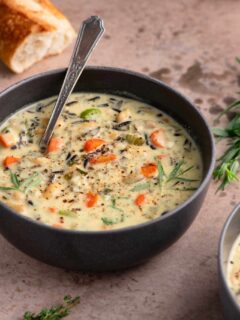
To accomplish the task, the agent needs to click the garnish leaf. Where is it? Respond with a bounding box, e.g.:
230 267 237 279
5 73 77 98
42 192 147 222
213 159 239 191
58 210 76 217
167 160 185 182
173 177 199 183
101 217 115 225
0 186 18 191
10 171 20 188
101 214 124 225
21 173 41 193
0 171 41 194
156 159 165 189
130 182 150 192
212 128 230 138
23 295 80 320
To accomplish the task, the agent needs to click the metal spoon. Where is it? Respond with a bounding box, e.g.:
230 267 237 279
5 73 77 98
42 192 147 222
40 16 105 151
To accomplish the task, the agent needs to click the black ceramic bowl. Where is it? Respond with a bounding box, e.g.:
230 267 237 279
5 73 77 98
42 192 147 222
219 204 240 319
0 67 215 271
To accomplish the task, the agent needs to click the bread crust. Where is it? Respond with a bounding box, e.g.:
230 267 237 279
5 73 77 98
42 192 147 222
0 0 75 72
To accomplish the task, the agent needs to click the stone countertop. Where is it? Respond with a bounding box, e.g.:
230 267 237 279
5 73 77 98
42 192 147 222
0 0 240 319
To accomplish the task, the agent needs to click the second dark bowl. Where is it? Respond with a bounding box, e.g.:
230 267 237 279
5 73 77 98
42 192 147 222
0 67 215 271
219 204 240 319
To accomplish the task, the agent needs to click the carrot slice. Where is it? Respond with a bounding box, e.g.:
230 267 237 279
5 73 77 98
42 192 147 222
141 163 157 177
48 207 57 213
0 133 15 148
3 156 21 167
90 154 116 165
150 129 166 148
84 138 106 152
47 137 63 153
86 192 98 207
135 194 145 206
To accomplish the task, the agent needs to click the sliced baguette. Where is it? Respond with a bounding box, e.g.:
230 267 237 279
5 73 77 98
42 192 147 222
0 0 76 73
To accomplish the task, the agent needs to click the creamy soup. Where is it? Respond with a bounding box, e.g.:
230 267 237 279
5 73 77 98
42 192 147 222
0 93 202 230
227 234 240 303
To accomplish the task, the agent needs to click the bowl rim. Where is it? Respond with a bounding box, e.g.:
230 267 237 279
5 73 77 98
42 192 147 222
0 66 216 235
219 203 240 312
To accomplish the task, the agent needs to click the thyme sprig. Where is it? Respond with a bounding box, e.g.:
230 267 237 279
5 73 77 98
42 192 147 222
23 295 80 320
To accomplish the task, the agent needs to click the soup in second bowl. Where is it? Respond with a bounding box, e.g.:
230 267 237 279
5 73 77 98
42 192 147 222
227 234 240 304
0 93 202 230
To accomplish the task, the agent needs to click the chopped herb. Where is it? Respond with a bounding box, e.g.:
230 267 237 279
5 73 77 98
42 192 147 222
58 210 76 217
130 182 150 192
80 108 101 120
101 214 124 225
125 134 144 146
23 295 80 320
64 172 73 181
101 217 115 225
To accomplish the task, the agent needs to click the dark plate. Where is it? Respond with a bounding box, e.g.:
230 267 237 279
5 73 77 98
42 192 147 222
0 67 215 271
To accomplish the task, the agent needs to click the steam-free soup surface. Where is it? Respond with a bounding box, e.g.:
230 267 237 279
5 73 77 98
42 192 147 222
0 93 202 230
227 234 240 304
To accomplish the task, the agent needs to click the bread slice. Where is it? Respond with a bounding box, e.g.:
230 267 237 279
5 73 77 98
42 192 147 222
0 0 76 73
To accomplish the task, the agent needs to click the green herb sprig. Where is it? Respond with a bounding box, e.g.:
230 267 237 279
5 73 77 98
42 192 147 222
167 160 197 183
23 295 80 320
0 171 41 193
213 57 240 190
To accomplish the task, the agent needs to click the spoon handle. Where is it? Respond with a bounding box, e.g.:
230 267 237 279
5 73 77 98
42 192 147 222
40 16 105 150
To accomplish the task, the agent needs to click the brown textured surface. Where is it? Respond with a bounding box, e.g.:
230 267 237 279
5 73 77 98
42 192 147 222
0 0 240 319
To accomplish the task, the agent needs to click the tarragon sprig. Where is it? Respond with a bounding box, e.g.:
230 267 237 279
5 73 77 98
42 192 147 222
0 171 41 193
213 57 240 190
167 160 197 183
